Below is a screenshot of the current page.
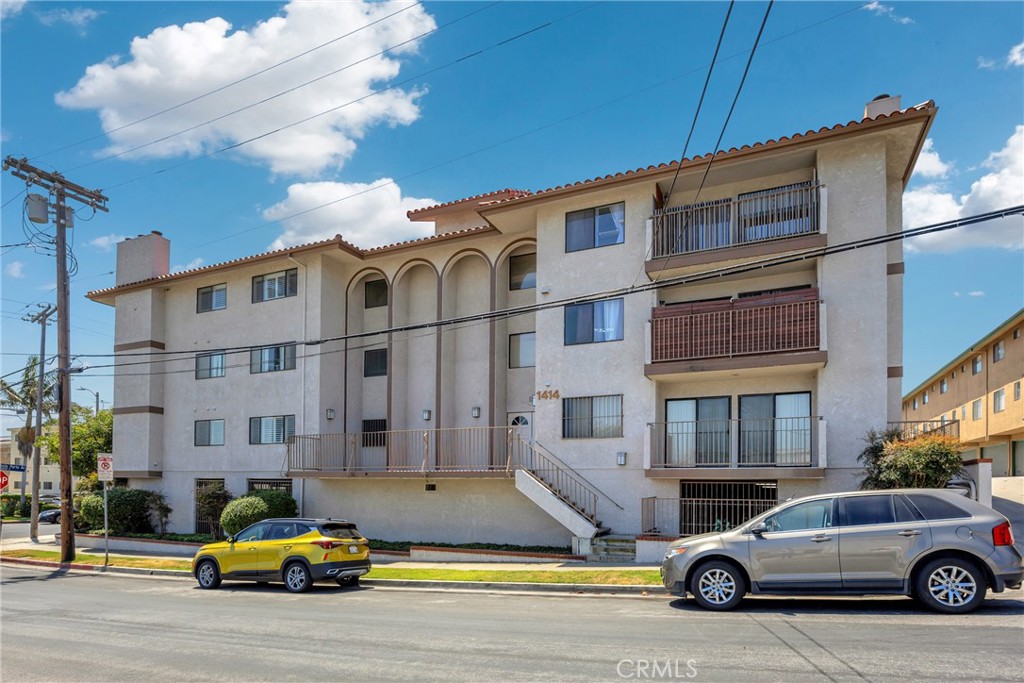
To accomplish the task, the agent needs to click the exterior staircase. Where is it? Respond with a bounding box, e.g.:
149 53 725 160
587 535 637 563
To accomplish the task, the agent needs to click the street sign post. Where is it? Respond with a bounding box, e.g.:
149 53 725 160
97 453 113 566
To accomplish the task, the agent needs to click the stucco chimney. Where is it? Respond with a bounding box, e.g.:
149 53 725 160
864 93 902 120
115 231 170 286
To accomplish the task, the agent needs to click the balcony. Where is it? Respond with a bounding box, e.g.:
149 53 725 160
288 427 527 477
886 420 961 441
646 417 825 480
647 181 825 273
646 289 826 377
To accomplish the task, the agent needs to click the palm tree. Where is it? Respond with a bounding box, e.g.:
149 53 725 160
0 356 57 504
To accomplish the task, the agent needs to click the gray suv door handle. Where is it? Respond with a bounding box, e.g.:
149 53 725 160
898 529 922 537
810 535 832 543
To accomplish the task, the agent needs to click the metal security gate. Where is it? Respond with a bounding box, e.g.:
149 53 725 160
677 481 777 536
194 478 225 535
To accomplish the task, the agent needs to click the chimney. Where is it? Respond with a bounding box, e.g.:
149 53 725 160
864 93 902 120
115 231 170 286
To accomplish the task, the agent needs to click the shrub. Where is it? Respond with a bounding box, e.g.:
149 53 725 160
1 499 17 517
195 483 234 539
75 472 103 495
250 489 297 519
16 498 31 518
220 496 270 536
76 487 170 535
876 434 967 489
857 426 906 490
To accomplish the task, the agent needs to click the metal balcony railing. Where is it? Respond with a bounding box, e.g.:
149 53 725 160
651 181 822 259
651 297 821 363
649 417 821 468
642 490 778 537
885 420 961 441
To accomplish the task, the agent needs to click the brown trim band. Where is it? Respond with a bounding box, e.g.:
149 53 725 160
886 262 905 275
645 234 827 274
114 340 166 352
962 458 993 466
112 406 164 415
887 366 904 378
114 470 163 479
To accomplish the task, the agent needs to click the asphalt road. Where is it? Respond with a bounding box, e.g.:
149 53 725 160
0 521 59 540
2 566 1022 683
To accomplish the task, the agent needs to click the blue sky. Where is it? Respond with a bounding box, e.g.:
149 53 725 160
1 1 1022 432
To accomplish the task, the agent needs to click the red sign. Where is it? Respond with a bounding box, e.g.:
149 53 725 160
0 471 8 490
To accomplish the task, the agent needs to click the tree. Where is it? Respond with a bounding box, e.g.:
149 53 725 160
39 405 112 477
0 356 58 498
859 429 967 490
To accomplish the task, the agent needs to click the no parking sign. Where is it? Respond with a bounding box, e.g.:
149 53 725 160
97 454 114 482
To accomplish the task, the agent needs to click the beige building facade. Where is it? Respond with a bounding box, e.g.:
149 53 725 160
1 428 61 500
89 97 936 551
902 309 1024 478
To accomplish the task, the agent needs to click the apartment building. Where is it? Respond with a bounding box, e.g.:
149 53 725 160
902 308 1024 478
1 428 61 499
88 95 936 551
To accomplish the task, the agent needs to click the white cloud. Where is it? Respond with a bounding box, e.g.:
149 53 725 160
977 57 997 71
4 261 25 278
968 291 985 297
172 258 204 273
905 126 1024 252
35 7 101 34
1009 42 1024 67
89 233 126 252
264 179 436 251
1 0 27 20
56 1 436 176
912 139 952 179
862 1 913 25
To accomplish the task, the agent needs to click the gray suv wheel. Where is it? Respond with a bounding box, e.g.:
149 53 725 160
690 561 746 611
915 557 986 614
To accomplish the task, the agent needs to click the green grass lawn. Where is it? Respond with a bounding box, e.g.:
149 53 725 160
1 549 661 585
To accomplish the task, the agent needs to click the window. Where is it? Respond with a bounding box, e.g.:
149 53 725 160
972 399 982 421
365 279 388 308
893 495 921 522
249 415 295 444
509 253 536 290
1015 381 1021 401
764 499 832 532
843 495 895 526
562 395 623 438
364 349 387 377
565 202 625 252
994 388 1005 413
1014 328 1021 340
195 351 226 379
14 457 22 465
960 406 966 421
195 419 225 446
361 419 387 448
509 332 536 368
236 522 272 542
250 344 296 373
993 340 1005 363
197 284 226 313
42 481 53 491
665 397 730 466
252 268 297 303
564 298 623 345
972 355 983 375
940 378 948 394
912 398 918 411
922 391 929 405
905 494 970 520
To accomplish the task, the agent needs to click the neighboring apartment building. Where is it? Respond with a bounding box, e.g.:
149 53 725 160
902 308 1024 478
1 428 61 499
88 96 935 551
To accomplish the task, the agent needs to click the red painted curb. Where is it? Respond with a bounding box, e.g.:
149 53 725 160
1 557 96 571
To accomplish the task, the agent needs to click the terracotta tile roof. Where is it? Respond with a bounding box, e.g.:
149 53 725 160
407 188 533 218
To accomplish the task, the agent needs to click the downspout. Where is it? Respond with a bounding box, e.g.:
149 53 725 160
289 256 308 516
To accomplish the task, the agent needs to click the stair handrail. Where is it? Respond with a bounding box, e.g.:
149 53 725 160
516 441 599 526
529 440 625 511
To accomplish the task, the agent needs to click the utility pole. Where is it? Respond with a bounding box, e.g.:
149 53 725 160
3 156 108 562
24 305 56 543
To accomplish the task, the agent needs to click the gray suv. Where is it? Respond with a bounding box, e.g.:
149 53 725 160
661 489 1023 613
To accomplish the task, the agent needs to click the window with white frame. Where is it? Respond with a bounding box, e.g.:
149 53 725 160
972 356 983 375
249 415 295 444
250 344 296 373
993 389 1005 413
196 351 226 379
972 399 982 421
564 298 623 345
252 268 297 303
195 419 225 446
509 332 536 368
42 481 53 490
1015 381 1021 401
940 378 948 394
562 395 623 439
197 284 227 313
993 340 1005 363
912 397 918 411
565 202 625 252
923 391 929 405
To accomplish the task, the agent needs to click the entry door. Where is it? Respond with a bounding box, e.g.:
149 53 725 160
506 412 534 468
508 412 533 441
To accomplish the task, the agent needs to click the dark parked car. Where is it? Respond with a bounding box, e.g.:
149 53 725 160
662 489 1023 613
38 508 61 524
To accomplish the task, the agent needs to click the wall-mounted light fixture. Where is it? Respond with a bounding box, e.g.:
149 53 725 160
326 409 336 420
471 406 481 419
616 451 627 466
422 409 432 421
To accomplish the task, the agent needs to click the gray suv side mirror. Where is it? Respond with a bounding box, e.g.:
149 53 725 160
749 522 767 535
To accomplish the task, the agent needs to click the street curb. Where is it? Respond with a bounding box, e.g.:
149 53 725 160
0 557 669 595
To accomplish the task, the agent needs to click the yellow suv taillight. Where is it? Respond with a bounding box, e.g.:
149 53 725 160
311 539 341 550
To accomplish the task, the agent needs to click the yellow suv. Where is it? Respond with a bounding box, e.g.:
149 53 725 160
192 518 371 593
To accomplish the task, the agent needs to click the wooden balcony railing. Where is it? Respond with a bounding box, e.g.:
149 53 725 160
651 289 821 363
651 181 823 259
649 417 821 468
